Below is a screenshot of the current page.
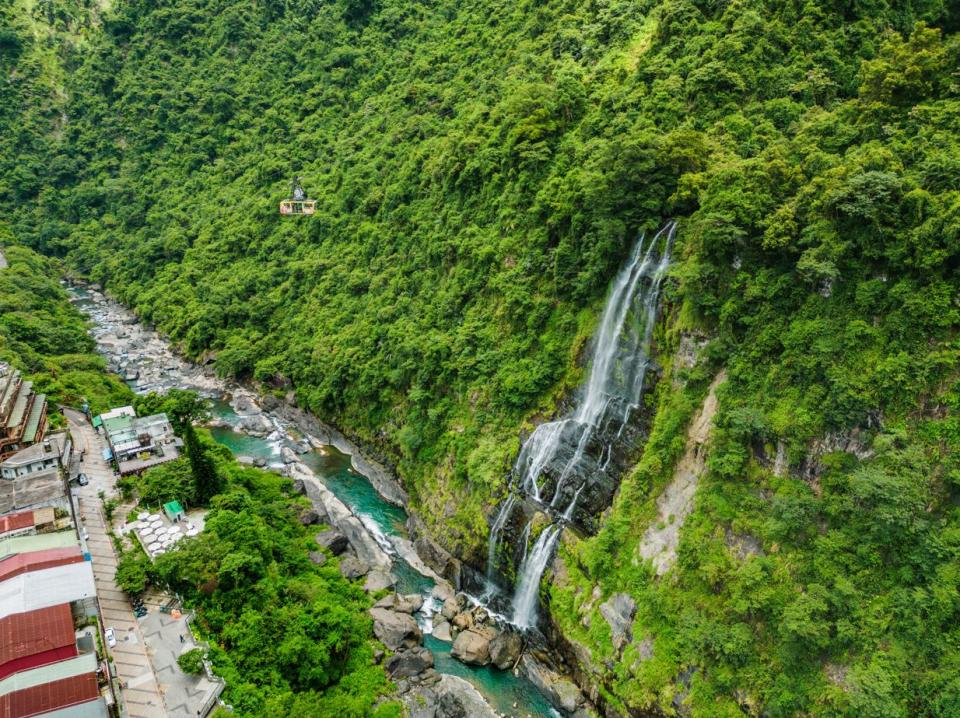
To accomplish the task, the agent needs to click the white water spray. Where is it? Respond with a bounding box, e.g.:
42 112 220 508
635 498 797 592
488 221 676 629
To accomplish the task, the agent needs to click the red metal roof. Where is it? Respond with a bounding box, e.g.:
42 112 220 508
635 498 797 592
0 548 83 584
0 605 77 681
1 673 100 717
0 514 34 537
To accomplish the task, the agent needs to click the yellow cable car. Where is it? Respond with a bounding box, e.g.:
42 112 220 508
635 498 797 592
279 177 317 216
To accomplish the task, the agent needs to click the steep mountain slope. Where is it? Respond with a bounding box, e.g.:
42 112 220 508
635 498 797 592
0 244 132 416
2 0 960 715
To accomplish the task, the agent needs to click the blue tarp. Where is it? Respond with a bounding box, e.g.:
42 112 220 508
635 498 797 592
102 447 112 460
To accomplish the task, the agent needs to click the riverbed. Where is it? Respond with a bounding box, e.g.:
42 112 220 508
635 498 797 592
67 285 561 718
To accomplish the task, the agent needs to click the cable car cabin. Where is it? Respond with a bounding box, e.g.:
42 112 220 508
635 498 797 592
279 199 317 216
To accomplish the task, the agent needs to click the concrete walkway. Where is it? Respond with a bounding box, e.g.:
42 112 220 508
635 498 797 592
66 408 168 718
141 611 223 718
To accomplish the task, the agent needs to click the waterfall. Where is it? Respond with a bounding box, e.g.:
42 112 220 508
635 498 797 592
489 221 676 629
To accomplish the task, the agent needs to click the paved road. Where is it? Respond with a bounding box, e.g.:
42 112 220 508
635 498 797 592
66 408 168 718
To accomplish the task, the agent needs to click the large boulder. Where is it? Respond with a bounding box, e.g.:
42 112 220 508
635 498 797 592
441 593 468 620
450 626 497 666
315 529 348 555
489 629 523 670
436 675 498 718
432 620 452 642
370 608 423 650
364 569 397 592
451 610 474 631
521 654 587 714
290 478 307 495
340 556 371 580
375 594 424 614
414 535 462 586
599 592 637 653
386 646 434 678
553 679 586 714
239 413 274 436
298 508 323 526
307 551 327 566
280 446 298 464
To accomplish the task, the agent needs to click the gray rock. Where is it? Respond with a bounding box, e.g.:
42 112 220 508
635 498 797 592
280 446 298 464
231 394 256 413
599 592 637 653
451 610 474 631
364 569 397 592
374 593 424 614
307 551 327 566
521 654 586 714
441 593 468 621
370 608 422 650
489 628 523 670
450 626 497 666
553 679 585 713
436 675 498 718
432 620 452 642
421 667 440 685
315 529 348 555
252 456 267 468
386 646 434 678
298 509 322 526
290 478 307 495
414 535 462 586
239 413 273 435
340 556 371 580
431 582 456 604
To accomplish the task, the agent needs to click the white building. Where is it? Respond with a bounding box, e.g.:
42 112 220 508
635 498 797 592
0 433 71 480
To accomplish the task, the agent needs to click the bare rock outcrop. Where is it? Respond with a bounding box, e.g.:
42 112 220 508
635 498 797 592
637 371 726 575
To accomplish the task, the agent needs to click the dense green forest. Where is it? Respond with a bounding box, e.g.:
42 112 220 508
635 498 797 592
2 0 960 715
0 244 132 417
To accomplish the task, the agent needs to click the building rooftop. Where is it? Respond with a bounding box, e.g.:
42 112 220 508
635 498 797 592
0 604 76 681
0 547 84 584
117 445 181 476
0 561 96 620
0 532 78 560
0 653 101 717
0 371 20 421
4 382 31 432
33 697 108 718
0 513 35 537
0 470 66 516
0 508 56 539
22 395 47 445
0 435 67 470
95 406 134 425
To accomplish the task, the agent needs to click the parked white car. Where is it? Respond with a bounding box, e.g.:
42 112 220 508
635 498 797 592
105 627 116 648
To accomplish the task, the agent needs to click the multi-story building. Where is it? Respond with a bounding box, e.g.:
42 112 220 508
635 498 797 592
97 409 181 476
0 364 48 462
0 432 72 517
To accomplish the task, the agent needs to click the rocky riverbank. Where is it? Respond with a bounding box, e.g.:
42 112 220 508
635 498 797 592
68 283 587 717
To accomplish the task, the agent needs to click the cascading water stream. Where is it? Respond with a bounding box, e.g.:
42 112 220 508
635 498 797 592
487 221 676 629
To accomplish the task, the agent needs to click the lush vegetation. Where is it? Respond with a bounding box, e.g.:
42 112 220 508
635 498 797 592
119 393 400 717
2 0 960 715
0 243 132 419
